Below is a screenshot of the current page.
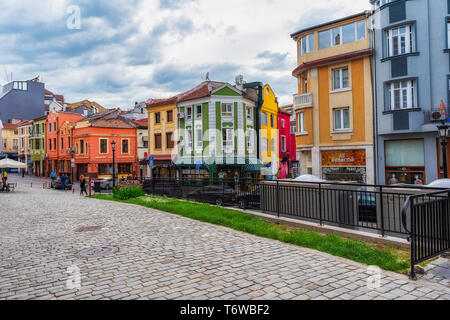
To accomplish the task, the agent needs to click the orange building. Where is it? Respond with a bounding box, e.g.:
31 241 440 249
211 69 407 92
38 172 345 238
72 109 138 180
46 111 84 177
290 11 375 183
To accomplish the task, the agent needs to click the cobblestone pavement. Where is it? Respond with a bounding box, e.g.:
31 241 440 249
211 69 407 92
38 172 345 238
1 179 450 300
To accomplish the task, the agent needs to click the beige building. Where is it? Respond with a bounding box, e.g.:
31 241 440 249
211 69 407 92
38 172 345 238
1 122 19 158
17 120 33 173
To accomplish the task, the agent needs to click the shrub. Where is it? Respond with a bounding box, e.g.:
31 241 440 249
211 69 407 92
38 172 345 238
112 185 145 200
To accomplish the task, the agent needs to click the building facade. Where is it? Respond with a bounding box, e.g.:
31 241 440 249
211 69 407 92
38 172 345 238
291 12 375 184
72 110 138 180
146 97 178 178
30 116 47 177
1 123 19 163
371 0 450 184
66 100 106 117
46 111 85 177
278 110 297 179
133 119 149 179
0 79 44 123
17 120 33 173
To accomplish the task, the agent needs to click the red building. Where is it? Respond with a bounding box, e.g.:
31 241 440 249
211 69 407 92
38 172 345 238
46 111 85 177
278 109 297 179
72 109 138 180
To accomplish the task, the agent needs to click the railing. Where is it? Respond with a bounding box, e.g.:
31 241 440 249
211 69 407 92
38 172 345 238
402 189 450 279
293 93 313 107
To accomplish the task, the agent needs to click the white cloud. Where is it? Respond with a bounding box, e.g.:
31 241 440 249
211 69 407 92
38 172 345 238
0 0 371 108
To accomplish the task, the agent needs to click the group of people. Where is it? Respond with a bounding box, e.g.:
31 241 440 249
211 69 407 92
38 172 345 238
1 169 8 192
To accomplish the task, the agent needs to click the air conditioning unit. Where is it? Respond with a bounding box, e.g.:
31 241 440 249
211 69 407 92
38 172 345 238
430 111 446 122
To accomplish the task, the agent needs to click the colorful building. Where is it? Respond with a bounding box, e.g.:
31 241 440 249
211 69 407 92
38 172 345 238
17 120 33 173
46 111 85 178
72 109 138 180
291 11 375 184
133 118 149 179
146 96 178 178
278 109 297 179
1 122 19 163
175 80 260 180
66 100 107 117
30 116 47 177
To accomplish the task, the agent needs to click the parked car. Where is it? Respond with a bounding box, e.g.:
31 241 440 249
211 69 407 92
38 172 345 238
53 173 73 190
143 179 183 197
186 185 235 206
235 186 261 209
426 179 450 189
93 177 114 191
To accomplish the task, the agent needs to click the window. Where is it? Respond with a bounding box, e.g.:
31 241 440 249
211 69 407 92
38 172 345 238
166 132 174 149
68 137 71 148
333 68 349 90
195 105 202 119
80 140 84 154
262 138 269 152
333 108 350 131
186 129 193 150
246 107 253 121
373 0 393 9
385 140 425 167
290 120 296 134
222 128 233 150
281 119 285 129
319 21 366 49
100 139 108 154
298 112 305 133
303 77 308 93
167 110 173 123
53 138 56 150
447 20 450 49
98 164 111 175
270 115 275 128
260 112 268 126
48 123 51 132
246 130 254 152
53 123 56 131
195 129 203 148
49 139 52 150
118 164 132 174
155 112 161 124
154 134 162 149
271 138 276 152
386 80 416 110
386 25 414 57
186 107 192 120
299 34 315 56
281 136 287 152
61 137 64 150
221 103 232 117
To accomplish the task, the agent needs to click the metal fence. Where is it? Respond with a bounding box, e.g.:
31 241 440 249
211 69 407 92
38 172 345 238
141 178 447 239
402 189 450 279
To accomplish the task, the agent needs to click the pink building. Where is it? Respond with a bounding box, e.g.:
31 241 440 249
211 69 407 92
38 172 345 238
278 109 297 179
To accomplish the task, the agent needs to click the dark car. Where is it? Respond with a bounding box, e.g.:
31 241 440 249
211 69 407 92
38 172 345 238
53 173 73 190
143 179 183 198
186 185 235 206
235 186 260 209
356 188 377 223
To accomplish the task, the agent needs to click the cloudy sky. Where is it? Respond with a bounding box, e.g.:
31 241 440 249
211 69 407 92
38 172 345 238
0 0 370 109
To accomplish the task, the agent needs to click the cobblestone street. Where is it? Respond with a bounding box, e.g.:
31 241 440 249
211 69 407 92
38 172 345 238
1 175 450 300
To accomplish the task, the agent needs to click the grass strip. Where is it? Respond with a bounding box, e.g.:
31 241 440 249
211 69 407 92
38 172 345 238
92 194 410 272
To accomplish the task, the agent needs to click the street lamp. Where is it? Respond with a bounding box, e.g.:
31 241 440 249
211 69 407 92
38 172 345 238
111 140 116 188
437 122 449 179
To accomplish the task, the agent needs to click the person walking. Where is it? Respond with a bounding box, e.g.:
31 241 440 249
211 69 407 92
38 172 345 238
50 170 57 188
1 169 7 191
60 173 67 191
80 175 88 196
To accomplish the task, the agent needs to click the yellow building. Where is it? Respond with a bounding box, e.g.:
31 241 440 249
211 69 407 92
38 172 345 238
260 84 279 176
291 11 375 183
146 97 178 177
1 123 19 156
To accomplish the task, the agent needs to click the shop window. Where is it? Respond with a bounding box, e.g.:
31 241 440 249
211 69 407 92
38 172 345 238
385 139 425 185
118 164 132 174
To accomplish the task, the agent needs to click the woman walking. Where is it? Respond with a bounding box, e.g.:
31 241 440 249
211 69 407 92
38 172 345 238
80 175 88 196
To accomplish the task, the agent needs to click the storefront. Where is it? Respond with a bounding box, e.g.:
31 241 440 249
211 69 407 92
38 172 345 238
437 138 450 179
321 149 367 183
385 139 426 185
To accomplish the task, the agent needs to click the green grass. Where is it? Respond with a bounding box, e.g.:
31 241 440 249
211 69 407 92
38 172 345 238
92 194 410 272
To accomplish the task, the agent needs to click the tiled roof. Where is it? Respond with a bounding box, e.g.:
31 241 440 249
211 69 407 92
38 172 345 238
133 119 148 127
2 123 19 130
32 115 48 122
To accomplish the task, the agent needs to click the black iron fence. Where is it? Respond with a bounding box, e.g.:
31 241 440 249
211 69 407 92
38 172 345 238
141 178 447 239
402 189 450 279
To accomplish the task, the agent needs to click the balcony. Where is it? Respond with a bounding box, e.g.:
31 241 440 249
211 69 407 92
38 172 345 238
293 93 313 108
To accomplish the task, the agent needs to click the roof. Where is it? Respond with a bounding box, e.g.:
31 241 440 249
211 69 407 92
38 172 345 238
80 109 137 129
67 100 106 112
16 120 33 127
32 115 48 122
2 123 19 130
290 11 370 39
132 119 148 128
292 48 374 76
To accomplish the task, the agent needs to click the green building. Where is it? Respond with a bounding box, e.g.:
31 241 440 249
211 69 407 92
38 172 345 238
30 115 47 176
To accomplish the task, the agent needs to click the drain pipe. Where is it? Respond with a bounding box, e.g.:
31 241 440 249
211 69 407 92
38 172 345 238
243 82 263 160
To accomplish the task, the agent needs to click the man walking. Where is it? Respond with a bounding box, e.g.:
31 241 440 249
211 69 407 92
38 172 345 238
80 175 88 196
60 173 67 191
1 169 7 191
50 170 57 188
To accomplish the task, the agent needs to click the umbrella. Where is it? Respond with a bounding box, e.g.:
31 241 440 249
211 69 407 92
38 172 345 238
0 158 27 169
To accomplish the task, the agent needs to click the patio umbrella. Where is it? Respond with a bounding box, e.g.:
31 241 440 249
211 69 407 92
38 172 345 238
0 158 27 169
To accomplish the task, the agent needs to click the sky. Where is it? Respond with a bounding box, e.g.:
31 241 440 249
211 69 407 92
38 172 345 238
0 0 370 109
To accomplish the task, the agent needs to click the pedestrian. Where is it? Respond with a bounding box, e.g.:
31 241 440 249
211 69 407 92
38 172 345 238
60 173 67 191
1 169 7 191
80 175 88 196
21 168 25 178
50 170 57 187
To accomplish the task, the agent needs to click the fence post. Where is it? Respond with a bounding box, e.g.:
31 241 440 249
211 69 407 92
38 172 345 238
379 186 385 238
276 180 280 221
409 199 416 280
319 183 323 226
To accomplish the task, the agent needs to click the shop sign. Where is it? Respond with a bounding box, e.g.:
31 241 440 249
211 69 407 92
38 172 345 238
322 150 366 167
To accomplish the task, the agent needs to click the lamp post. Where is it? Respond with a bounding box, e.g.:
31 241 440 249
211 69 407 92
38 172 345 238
111 140 116 188
437 122 449 179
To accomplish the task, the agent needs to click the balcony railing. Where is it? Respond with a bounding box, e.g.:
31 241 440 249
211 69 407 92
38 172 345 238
293 93 313 107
